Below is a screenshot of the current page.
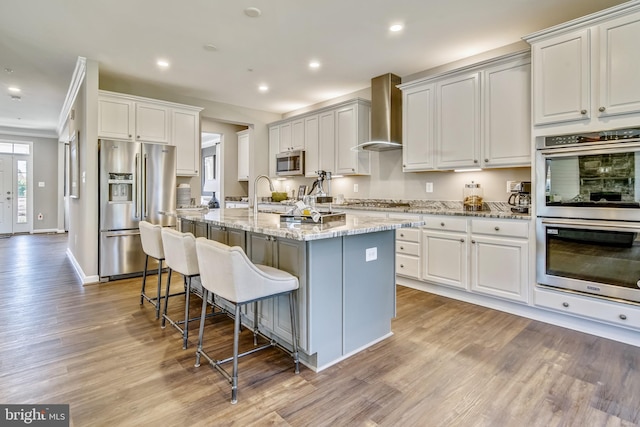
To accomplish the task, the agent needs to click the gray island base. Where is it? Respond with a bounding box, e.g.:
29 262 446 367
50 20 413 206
171 208 424 371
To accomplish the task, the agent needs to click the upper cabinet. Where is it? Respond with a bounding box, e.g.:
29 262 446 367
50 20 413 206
399 52 531 172
526 5 640 128
237 129 250 181
268 98 370 176
98 91 202 176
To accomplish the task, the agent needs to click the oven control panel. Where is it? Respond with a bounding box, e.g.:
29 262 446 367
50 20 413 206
544 127 640 148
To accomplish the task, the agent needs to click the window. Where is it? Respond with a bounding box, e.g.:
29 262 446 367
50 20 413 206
0 142 30 154
16 160 27 223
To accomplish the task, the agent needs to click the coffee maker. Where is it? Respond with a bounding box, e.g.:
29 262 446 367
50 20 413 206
508 181 531 214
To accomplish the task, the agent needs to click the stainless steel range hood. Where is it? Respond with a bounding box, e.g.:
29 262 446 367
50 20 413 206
353 73 402 151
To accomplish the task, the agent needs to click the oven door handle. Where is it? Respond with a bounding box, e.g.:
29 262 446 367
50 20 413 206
538 140 640 156
541 218 640 233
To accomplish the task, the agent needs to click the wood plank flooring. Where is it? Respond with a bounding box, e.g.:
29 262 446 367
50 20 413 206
1 233 640 426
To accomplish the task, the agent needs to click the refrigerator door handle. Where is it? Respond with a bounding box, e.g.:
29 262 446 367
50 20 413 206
134 153 140 219
143 153 148 218
104 230 141 238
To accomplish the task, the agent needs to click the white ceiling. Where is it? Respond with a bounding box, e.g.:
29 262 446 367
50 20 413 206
0 0 629 136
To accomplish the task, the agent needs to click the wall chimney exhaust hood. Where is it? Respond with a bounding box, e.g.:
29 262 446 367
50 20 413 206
353 73 402 151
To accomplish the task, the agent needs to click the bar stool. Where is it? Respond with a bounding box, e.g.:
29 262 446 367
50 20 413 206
194 237 300 404
160 227 203 349
139 221 165 319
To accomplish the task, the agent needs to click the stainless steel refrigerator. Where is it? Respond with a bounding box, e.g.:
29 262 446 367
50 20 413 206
99 139 176 279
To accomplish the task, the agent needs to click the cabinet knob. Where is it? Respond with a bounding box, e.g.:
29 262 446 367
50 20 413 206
562 302 569 308
599 106 606 112
484 159 489 163
473 159 478 164
440 222 445 227
400 246 404 250
494 226 500 231
460 238 465 243
471 240 476 244
128 134 132 138
580 109 587 115
620 314 627 320
400 233 405 237
403 164 406 167
400 264 404 268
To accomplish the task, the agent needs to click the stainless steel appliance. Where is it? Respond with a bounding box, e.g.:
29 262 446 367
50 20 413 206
276 150 304 176
536 127 640 302
99 139 176 279
508 181 531 214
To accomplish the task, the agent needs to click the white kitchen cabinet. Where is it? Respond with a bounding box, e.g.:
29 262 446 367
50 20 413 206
173 107 201 176
291 119 305 151
402 83 435 171
237 130 249 181
304 115 319 177
527 7 640 126
135 103 170 143
335 100 370 175
318 110 336 174
98 94 134 140
483 57 531 168
422 217 468 290
435 72 481 169
278 122 292 153
273 119 304 153
396 227 421 279
268 125 280 177
470 219 529 303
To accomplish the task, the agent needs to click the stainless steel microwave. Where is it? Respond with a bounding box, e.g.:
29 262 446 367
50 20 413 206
276 150 305 176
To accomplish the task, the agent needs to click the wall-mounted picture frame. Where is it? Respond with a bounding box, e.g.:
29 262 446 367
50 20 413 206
69 130 79 199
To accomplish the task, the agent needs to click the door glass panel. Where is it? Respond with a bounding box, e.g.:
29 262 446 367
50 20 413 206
16 159 27 223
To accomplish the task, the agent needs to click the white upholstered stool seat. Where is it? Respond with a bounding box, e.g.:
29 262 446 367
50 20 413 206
194 237 300 404
139 221 166 319
160 227 206 349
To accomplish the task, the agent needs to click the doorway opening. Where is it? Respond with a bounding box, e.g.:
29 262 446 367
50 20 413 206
0 140 33 234
201 132 222 205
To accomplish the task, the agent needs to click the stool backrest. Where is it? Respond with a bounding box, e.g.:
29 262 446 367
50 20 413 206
139 221 164 260
161 228 198 276
196 237 297 304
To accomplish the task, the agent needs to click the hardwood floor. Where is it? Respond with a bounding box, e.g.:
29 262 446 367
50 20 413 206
1 233 640 426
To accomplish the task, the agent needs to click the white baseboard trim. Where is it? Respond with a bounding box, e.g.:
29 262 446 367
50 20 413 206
32 228 60 234
66 248 100 285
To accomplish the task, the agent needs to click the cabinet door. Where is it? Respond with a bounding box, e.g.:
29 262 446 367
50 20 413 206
98 96 134 140
598 12 640 117
318 110 335 173
402 83 435 171
483 59 531 168
272 238 305 343
279 122 292 152
470 235 528 303
335 103 370 175
135 103 170 143
532 29 590 125
304 115 319 177
237 130 249 181
436 72 481 169
268 125 280 177
422 230 468 290
173 109 200 176
227 229 246 250
291 118 305 150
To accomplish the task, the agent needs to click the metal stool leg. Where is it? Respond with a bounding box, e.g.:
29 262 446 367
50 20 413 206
161 268 173 328
183 276 192 349
194 289 208 368
155 259 163 319
231 303 242 404
289 291 300 374
140 255 149 305
253 301 259 345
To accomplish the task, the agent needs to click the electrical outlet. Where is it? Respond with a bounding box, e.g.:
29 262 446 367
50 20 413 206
353 184 359 193
425 182 433 193
507 180 516 192
365 247 377 262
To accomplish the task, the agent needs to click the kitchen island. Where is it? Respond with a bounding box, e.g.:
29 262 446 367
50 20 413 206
171 208 424 371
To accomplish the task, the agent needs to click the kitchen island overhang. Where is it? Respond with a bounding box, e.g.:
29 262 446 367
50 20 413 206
166 209 424 371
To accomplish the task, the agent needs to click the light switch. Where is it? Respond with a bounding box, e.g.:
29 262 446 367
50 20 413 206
365 247 377 262
38 181 45 187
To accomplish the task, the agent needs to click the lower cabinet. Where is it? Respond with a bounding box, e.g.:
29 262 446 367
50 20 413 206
469 218 529 303
422 216 469 290
396 228 421 279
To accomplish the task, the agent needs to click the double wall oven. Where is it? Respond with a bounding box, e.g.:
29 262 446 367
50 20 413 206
536 127 640 303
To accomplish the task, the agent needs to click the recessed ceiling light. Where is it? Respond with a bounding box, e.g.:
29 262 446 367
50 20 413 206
258 84 269 92
203 43 218 52
389 24 403 32
309 61 321 69
8 87 20 93
157 60 170 68
4 68 13 74
10 95 21 101
244 7 262 18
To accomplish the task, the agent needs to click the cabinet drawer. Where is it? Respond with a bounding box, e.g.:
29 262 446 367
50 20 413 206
423 216 467 232
396 254 420 278
471 219 528 238
396 227 420 242
534 288 640 330
396 241 419 256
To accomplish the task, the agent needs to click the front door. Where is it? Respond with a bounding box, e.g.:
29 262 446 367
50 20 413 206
0 154 13 234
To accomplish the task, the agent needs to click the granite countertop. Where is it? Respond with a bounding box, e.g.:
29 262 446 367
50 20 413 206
246 199 532 220
168 208 424 242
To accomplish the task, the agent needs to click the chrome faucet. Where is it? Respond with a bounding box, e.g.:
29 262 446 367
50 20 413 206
253 174 275 217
